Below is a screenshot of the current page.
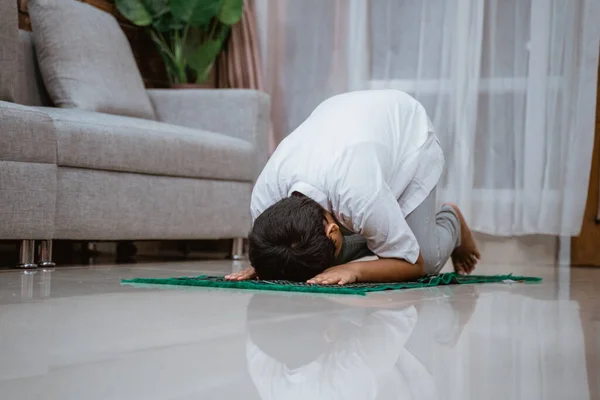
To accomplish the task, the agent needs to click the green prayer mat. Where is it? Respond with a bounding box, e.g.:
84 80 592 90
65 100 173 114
121 273 542 296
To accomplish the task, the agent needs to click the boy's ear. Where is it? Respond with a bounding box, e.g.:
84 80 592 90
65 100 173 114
325 221 339 238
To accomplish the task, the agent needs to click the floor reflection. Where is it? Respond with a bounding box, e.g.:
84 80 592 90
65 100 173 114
1 263 597 400
245 285 590 400
571 267 600 400
16 268 54 301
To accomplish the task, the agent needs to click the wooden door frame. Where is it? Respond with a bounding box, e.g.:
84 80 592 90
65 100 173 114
571 62 600 266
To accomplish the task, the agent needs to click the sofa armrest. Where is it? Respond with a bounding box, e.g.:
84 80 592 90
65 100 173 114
0 101 56 164
147 89 270 172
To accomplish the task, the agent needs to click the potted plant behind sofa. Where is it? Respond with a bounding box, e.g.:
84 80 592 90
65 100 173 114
116 0 243 88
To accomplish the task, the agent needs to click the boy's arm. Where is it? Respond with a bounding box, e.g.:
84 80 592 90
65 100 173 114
225 256 424 284
307 253 425 285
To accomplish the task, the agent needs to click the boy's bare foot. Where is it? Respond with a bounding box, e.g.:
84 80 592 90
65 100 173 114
445 203 481 275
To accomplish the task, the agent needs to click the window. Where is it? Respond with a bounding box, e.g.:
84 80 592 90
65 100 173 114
349 0 566 199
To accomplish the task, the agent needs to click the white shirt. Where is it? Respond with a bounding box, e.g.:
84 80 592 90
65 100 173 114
250 90 444 263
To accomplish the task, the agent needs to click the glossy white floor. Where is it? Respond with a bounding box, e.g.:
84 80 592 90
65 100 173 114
0 260 598 400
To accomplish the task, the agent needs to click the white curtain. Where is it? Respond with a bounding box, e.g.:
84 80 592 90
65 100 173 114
256 0 600 236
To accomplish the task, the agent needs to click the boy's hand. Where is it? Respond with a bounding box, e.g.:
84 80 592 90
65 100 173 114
225 266 257 281
307 264 360 285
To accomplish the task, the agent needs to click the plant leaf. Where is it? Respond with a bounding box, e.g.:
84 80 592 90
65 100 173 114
115 0 152 26
182 27 203 58
152 14 184 32
170 0 221 27
187 39 223 82
218 0 243 25
217 25 231 42
142 0 168 16
150 30 179 84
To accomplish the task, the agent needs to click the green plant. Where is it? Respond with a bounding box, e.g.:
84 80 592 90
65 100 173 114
116 0 243 85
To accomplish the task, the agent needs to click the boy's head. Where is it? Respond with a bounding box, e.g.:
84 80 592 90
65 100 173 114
249 194 342 281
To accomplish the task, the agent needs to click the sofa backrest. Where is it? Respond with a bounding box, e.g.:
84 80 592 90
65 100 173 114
15 30 52 107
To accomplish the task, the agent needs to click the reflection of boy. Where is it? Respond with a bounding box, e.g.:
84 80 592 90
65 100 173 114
245 295 437 400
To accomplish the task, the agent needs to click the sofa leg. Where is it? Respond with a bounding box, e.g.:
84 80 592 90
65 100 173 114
86 242 97 253
80 241 98 265
231 238 245 260
18 240 37 269
37 240 55 268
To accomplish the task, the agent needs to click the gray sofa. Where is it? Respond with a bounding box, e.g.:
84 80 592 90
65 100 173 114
0 7 270 267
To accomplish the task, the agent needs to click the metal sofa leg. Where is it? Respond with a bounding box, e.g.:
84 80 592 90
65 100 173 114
37 239 55 268
231 238 245 260
18 240 37 269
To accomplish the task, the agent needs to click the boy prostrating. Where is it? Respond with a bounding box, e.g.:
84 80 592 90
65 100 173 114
226 90 480 284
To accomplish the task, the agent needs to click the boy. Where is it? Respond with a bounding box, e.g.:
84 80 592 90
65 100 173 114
226 90 480 284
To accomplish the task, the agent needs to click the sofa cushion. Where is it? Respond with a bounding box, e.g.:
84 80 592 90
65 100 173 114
0 101 56 164
28 0 155 120
0 0 17 101
15 30 52 107
35 107 256 182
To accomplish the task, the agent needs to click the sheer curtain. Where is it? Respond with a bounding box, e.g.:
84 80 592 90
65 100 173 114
256 0 600 236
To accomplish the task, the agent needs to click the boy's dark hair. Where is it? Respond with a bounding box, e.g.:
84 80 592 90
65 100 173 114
249 195 336 281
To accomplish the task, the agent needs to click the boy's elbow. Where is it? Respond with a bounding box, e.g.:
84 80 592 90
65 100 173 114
415 252 426 276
